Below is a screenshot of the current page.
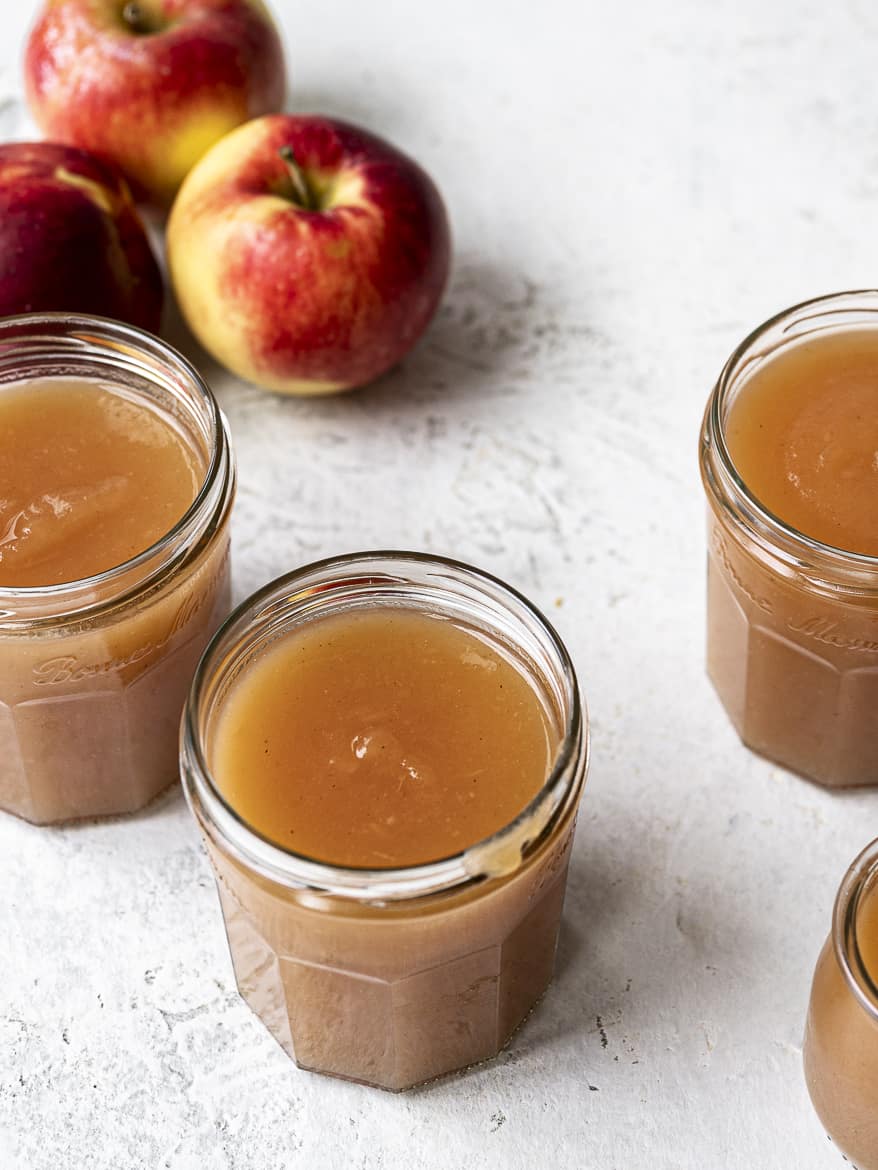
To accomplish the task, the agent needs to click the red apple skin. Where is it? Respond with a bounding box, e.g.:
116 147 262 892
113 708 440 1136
24 0 287 205
167 115 451 394
0 142 163 331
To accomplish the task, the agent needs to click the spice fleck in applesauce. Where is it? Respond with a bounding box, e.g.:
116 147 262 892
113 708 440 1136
210 608 555 867
701 301 878 788
0 359 233 825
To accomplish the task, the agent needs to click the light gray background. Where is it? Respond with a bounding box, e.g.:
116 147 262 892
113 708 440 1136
1 1 875 1166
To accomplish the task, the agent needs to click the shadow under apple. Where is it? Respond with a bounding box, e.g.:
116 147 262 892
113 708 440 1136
159 253 580 417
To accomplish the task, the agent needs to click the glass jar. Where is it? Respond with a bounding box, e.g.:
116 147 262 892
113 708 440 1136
804 838 878 1169
0 314 235 824
699 292 878 788
181 552 588 1091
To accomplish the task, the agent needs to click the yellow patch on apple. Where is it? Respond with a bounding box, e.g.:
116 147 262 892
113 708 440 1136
54 167 117 215
160 109 246 203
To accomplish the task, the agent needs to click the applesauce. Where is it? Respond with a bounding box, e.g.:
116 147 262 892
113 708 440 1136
181 553 588 1091
804 839 878 1168
700 292 878 788
0 380 200 587
210 608 555 866
0 314 234 824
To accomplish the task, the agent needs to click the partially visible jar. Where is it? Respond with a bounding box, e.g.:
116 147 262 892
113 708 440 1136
181 552 589 1091
804 838 878 1168
0 314 235 824
699 292 878 788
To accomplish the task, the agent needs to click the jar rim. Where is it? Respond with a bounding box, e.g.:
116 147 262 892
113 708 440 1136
833 837 878 1023
701 289 878 583
0 313 232 624
180 551 589 904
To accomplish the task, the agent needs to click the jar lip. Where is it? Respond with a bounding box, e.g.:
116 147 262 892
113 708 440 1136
181 550 589 903
0 313 230 618
833 837 878 1023
702 289 878 574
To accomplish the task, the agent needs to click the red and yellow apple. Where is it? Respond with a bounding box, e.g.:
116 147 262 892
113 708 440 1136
0 142 163 330
24 0 287 205
167 114 451 394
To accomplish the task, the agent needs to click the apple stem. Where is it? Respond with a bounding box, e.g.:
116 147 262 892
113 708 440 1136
278 146 314 211
122 2 154 34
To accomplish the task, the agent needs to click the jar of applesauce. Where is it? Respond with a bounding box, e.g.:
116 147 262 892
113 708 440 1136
0 314 234 824
804 838 878 1168
181 553 588 1091
700 292 878 788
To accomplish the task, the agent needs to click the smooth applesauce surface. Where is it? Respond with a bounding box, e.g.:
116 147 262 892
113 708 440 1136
209 608 557 868
725 330 878 556
0 378 203 587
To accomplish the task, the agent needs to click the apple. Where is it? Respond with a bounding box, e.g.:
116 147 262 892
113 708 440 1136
166 114 451 394
24 0 287 205
0 142 163 331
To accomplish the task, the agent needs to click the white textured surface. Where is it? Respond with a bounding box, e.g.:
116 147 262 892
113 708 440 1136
1 2 875 1166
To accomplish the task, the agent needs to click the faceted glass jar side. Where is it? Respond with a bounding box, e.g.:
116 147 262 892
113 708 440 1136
704 508 878 787
0 315 235 824
181 553 588 1091
204 806 578 1090
804 840 878 1169
700 292 878 788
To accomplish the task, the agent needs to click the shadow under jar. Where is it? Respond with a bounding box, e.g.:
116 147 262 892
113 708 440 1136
0 314 234 824
700 292 878 788
181 553 589 1091
804 838 878 1169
